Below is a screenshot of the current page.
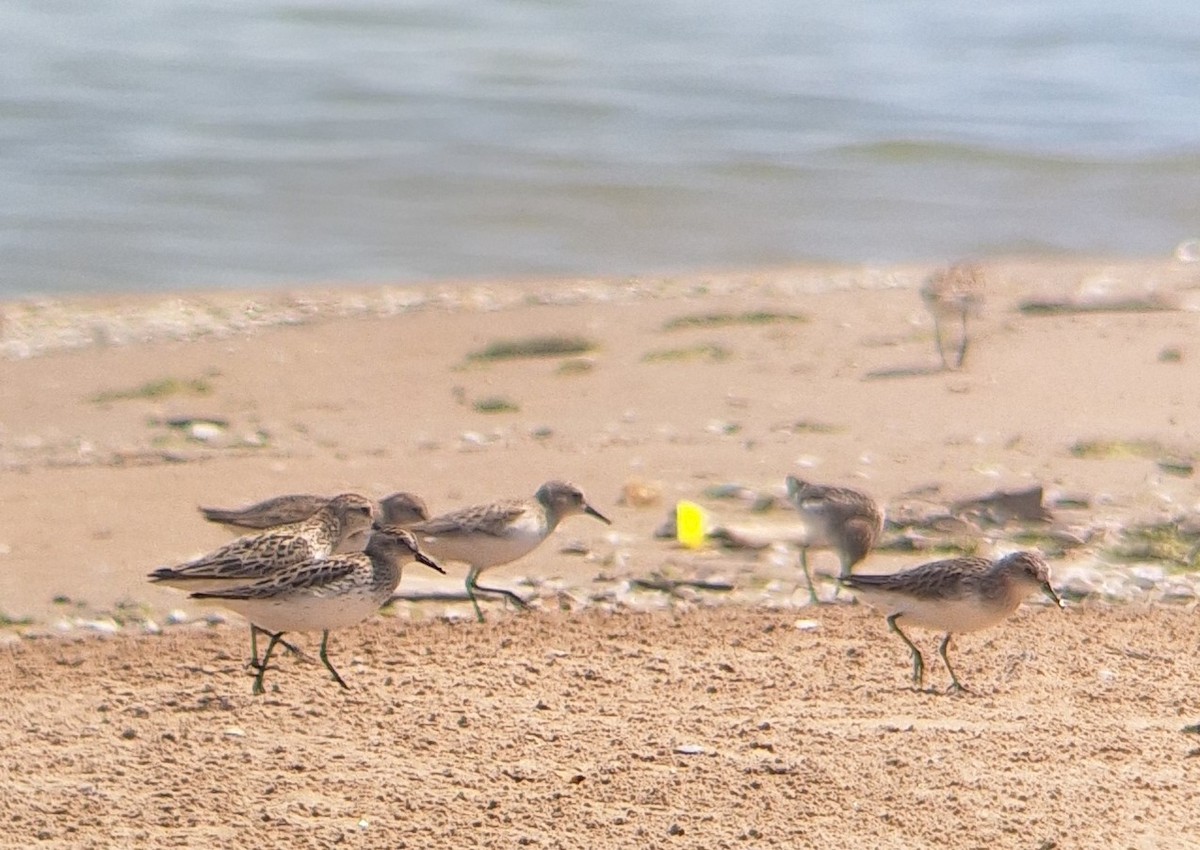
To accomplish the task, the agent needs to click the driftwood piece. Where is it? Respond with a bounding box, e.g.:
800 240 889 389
629 576 735 595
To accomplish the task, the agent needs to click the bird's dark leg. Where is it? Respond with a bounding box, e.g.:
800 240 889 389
249 625 261 668
830 553 852 603
465 565 486 623
797 547 820 605
931 313 948 370
252 631 286 695
473 581 530 611
955 307 970 369
248 624 303 668
887 614 924 689
318 630 349 690
938 633 967 693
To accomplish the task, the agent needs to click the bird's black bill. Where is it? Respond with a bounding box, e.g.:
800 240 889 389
585 504 612 525
1042 581 1065 609
416 551 446 574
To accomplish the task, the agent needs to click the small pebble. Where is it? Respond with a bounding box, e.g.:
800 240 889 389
187 422 225 443
1128 565 1164 590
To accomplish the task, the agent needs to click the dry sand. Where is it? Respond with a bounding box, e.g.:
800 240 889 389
1 259 1199 847
2 606 1199 849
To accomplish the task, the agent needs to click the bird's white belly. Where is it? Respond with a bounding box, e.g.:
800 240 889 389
207 592 383 634
852 589 1016 634
418 523 545 570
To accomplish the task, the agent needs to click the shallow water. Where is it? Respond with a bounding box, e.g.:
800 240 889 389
2 0 1198 297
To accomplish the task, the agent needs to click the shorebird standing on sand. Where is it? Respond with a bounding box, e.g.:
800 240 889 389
784 475 883 605
191 525 444 694
409 480 611 622
150 493 376 665
841 550 1064 692
921 262 985 370
200 491 429 552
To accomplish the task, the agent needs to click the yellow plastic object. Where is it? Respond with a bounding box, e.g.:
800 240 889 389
675 500 707 549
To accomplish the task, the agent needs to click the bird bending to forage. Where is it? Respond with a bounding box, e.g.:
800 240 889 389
841 550 1064 692
190 525 444 694
409 480 611 622
784 475 883 605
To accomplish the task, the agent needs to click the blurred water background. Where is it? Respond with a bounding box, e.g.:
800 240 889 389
2 0 1198 298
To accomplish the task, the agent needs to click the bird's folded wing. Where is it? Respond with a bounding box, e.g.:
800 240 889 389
191 558 362 599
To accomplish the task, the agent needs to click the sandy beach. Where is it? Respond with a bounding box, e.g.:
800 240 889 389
2 258 1199 847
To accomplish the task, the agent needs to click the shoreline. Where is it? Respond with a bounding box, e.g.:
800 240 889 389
3 256 1194 361
1 263 913 361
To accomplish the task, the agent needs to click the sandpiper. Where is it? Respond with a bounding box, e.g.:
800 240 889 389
338 492 430 553
376 492 431 526
200 490 429 552
201 490 427 527
841 550 1064 692
191 525 444 694
920 262 985 370
784 476 883 604
409 480 611 622
151 493 376 664
199 493 329 531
